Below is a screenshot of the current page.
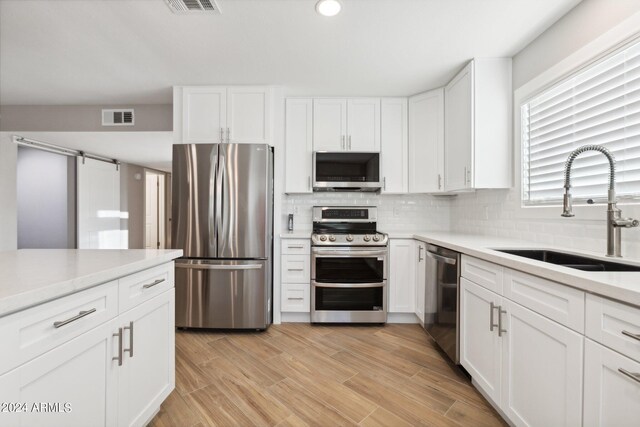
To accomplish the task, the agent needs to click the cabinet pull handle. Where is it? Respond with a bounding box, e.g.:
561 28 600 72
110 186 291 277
53 308 97 328
113 328 123 366
124 321 134 358
219 127 224 143
489 302 499 331
143 278 165 289
438 174 442 190
287 268 304 271
622 330 640 341
288 297 304 300
348 135 352 150
418 246 424 262
463 167 467 185
618 368 640 384
308 176 311 190
288 245 304 249
226 127 230 143
383 177 386 191
341 135 345 150
498 306 507 337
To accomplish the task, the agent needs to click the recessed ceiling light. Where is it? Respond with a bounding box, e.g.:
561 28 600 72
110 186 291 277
316 0 341 17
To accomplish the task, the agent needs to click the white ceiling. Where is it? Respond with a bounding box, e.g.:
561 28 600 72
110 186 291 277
0 0 580 106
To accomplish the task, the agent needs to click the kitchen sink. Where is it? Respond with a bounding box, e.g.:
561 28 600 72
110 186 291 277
494 249 640 272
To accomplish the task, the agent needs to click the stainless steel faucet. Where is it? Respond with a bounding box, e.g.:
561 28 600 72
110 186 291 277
561 145 639 257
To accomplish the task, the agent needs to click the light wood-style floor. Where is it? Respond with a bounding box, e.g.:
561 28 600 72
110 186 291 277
150 323 506 427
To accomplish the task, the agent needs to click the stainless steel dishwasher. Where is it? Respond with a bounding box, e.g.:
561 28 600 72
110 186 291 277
423 245 461 364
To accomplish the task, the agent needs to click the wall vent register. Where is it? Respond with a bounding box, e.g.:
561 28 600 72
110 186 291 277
164 0 221 14
102 109 134 126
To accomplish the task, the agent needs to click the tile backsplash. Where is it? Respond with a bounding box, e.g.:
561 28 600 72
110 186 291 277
450 189 640 259
282 193 452 233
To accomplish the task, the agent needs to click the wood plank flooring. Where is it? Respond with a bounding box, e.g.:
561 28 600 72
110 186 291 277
150 324 506 427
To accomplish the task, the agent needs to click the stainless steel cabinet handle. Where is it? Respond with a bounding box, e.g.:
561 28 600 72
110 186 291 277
308 176 311 190
113 328 123 366
219 127 224 143
341 135 345 150
463 167 467 185
143 278 165 289
418 246 424 262
618 368 640 384
348 135 352 150
426 251 457 265
438 174 442 190
490 302 499 331
622 330 640 341
287 268 304 271
288 245 305 249
226 127 230 143
383 177 386 191
176 263 263 270
498 306 507 337
53 308 97 328
288 297 304 300
124 321 133 358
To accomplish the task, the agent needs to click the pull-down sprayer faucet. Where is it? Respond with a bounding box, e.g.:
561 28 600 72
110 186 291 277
561 145 639 257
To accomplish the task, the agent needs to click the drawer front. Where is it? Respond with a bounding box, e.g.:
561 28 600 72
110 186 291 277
461 256 503 294
503 269 585 333
586 294 640 362
282 239 310 255
119 262 174 313
282 255 310 283
281 283 310 312
0 280 118 376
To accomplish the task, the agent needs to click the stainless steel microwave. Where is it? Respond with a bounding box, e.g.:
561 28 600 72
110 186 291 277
313 152 381 192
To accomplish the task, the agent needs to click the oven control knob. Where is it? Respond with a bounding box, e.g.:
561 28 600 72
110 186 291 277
363 235 371 242
329 235 336 242
373 235 380 242
319 235 327 242
346 234 354 242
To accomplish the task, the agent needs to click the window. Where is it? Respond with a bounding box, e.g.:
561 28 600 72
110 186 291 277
522 38 640 206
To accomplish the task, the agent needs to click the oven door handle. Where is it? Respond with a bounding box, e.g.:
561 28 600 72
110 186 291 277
312 281 386 288
312 249 388 257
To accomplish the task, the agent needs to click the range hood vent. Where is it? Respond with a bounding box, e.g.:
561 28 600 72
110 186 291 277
102 109 134 126
165 0 222 14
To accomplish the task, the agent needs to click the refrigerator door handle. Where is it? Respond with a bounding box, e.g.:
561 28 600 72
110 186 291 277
215 147 224 255
176 263 263 270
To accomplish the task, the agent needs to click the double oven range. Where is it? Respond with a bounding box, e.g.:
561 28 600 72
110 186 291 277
310 206 389 323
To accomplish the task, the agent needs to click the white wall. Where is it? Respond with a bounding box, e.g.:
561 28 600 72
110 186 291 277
450 1 640 258
0 132 17 250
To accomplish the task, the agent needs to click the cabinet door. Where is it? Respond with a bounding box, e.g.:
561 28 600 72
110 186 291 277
313 98 347 151
444 63 473 191
388 239 416 313
0 318 119 427
460 278 502 404
118 290 175 427
415 242 426 323
227 87 271 144
408 89 444 193
584 339 640 427
347 98 380 151
501 299 583 427
380 98 408 193
285 98 313 193
182 86 227 143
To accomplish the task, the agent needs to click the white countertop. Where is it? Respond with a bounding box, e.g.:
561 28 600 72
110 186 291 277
0 249 183 317
388 231 640 307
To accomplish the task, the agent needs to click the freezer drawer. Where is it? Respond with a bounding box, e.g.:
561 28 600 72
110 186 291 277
175 259 271 329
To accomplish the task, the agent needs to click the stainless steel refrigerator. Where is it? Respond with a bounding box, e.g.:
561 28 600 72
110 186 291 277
172 143 273 329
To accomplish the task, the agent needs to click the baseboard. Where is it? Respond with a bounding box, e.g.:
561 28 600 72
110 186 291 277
279 312 420 324
281 312 311 323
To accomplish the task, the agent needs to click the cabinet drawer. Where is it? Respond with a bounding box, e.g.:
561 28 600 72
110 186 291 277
0 280 118 376
281 284 310 312
119 262 174 313
281 255 310 283
503 269 585 333
282 239 310 255
461 256 503 293
586 294 640 362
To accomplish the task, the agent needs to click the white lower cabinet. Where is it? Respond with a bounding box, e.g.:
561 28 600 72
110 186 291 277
460 278 502 404
118 290 175 427
0 318 119 427
500 299 583 427
584 338 640 427
281 239 311 313
389 239 416 313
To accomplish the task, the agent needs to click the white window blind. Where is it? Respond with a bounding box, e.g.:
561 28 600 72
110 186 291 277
522 38 640 206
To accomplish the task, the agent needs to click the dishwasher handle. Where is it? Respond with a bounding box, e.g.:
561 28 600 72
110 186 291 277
426 251 457 265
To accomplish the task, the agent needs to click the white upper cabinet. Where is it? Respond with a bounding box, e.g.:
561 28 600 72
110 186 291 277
182 86 227 143
409 88 444 193
285 98 313 194
380 98 408 193
176 86 272 145
347 98 381 151
313 98 380 152
313 98 347 151
444 59 512 192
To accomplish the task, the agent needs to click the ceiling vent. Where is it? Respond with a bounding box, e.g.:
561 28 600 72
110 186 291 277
102 109 134 126
164 0 222 14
